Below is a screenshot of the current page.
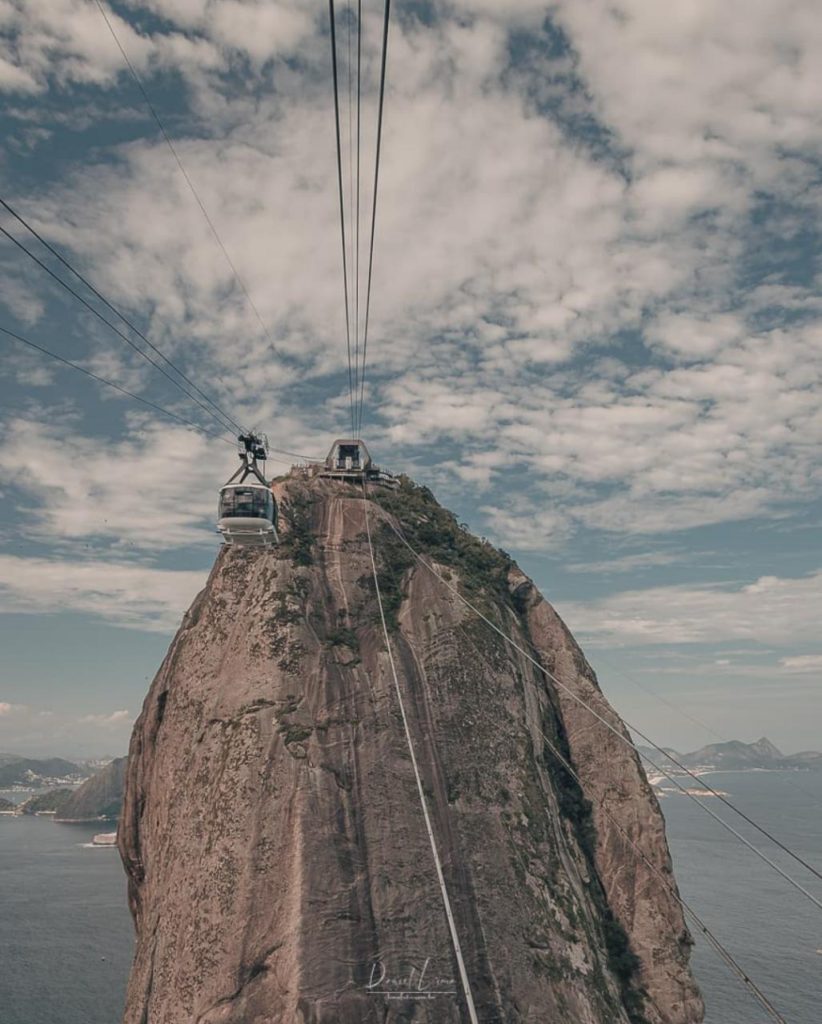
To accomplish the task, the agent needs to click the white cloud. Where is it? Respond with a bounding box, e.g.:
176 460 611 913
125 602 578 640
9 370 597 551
779 654 822 673
0 553 206 631
0 701 133 757
79 709 130 725
558 569 822 647
0 417 224 550
566 552 686 574
1 0 822 554
481 500 572 552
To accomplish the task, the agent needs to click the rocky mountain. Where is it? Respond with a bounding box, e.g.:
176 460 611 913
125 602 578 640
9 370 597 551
119 473 703 1024
55 756 127 822
0 756 86 788
638 737 822 772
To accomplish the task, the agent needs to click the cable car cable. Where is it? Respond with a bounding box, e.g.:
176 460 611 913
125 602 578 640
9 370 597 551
378 513 822 907
578 647 822 811
0 196 244 438
0 222 321 463
326 12 480 1011
356 0 391 438
346 1 358 414
336 3 796 1005
361 482 480 1023
354 0 363 435
0 221 244 438
94 0 278 363
3 325 311 465
529 721 788 1023
328 0 357 439
0 324 235 447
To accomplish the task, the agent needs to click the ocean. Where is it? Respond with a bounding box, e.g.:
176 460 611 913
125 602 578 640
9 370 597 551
0 772 819 1023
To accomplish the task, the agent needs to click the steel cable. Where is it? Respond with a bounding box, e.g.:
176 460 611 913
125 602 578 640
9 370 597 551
0 196 244 437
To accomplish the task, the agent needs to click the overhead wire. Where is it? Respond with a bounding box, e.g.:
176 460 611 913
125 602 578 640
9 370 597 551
358 498 796 1019
0 196 244 437
0 220 242 438
325 3 794 1015
0 324 234 446
354 0 363 438
530 719 788 1023
585 649 822 810
0 324 315 468
328 0 357 439
356 0 391 438
346 0 359 422
331 7 481 1013
378 513 822 909
320 0 791 1014
94 0 279 361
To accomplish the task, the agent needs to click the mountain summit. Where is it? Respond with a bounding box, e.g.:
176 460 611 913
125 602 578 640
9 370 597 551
119 472 703 1024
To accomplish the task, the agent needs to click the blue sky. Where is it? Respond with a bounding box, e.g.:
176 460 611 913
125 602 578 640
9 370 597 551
1 0 821 759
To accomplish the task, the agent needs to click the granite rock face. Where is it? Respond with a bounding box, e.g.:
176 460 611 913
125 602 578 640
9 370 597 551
119 474 703 1024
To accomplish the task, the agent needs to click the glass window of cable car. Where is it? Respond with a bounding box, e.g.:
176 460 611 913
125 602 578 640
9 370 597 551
219 486 274 521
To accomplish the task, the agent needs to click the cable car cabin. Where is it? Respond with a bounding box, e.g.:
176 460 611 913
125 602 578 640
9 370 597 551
217 434 279 547
320 438 396 487
217 482 278 546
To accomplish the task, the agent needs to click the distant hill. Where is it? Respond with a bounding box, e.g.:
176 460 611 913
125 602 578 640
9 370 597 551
0 796 15 811
0 756 87 788
638 737 822 771
55 757 127 822
19 789 74 814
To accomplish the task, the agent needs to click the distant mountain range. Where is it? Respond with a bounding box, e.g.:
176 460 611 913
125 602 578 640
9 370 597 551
637 737 822 772
0 756 88 789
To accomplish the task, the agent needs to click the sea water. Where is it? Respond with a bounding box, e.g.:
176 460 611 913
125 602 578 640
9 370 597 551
0 809 133 1024
663 769 822 1024
0 772 819 1023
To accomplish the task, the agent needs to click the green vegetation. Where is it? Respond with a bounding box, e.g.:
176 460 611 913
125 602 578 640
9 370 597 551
372 477 513 600
369 524 416 629
20 788 72 814
270 575 310 628
278 723 313 745
367 476 515 626
325 626 359 651
281 490 314 566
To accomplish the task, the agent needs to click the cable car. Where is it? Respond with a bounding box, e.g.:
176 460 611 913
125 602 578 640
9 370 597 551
217 433 279 546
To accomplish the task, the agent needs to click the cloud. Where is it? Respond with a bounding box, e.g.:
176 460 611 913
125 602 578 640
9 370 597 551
79 709 131 726
566 552 686 574
0 701 133 758
480 496 572 552
1 0 822 558
0 553 206 631
558 569 822 647
779 654 822 673
0 417 225 551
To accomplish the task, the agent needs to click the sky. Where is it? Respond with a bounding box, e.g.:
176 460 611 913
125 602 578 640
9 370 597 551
0 0 821 759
